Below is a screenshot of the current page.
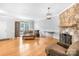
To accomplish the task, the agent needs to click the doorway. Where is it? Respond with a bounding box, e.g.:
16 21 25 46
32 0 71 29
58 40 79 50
15 21 34 37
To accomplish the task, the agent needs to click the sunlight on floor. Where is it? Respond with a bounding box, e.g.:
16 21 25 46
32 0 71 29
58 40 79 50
19 36 35 55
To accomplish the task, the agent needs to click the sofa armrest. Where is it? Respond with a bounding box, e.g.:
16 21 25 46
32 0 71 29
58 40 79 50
45 44 67 56
47 49 67 56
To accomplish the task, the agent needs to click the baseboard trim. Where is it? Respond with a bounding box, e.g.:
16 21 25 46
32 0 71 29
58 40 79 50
0 38 10 41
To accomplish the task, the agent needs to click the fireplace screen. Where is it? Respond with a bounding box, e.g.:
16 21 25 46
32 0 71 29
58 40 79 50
60 33 72 46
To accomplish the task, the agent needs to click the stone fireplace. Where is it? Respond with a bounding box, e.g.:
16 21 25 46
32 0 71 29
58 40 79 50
59 3 79 45
60 26 79 45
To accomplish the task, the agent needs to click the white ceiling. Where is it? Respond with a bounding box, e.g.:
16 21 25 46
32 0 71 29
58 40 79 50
0 3 72 19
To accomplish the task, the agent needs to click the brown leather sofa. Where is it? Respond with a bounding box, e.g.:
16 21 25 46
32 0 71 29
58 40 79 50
45 41 79 56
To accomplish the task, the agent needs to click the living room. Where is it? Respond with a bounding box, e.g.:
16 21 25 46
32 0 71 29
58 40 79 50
0 3 62 40
0 3 79 56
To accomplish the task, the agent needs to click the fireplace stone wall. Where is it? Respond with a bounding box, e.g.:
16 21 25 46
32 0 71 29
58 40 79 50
59 3 79 44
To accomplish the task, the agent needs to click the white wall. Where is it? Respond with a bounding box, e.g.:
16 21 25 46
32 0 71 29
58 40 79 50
0 15 15 39
34 16 59 39
0 20 7 39
7 17 15 38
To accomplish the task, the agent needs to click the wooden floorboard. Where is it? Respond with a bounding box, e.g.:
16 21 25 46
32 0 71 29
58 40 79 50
0 37 57 56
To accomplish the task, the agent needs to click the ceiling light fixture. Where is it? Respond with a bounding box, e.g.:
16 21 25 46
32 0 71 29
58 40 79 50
46 7 52 20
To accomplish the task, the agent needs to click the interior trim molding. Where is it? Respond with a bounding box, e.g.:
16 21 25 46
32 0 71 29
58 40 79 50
58 3 75 15
0 38 10 41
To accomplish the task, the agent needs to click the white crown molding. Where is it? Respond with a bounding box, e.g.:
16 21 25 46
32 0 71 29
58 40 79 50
58 3 76 16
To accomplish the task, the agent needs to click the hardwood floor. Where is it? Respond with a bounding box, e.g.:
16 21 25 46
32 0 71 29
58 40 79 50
0 37 57 56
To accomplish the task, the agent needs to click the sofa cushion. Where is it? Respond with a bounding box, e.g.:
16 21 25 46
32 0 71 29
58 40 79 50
45 44 67 56
66 41 79 56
